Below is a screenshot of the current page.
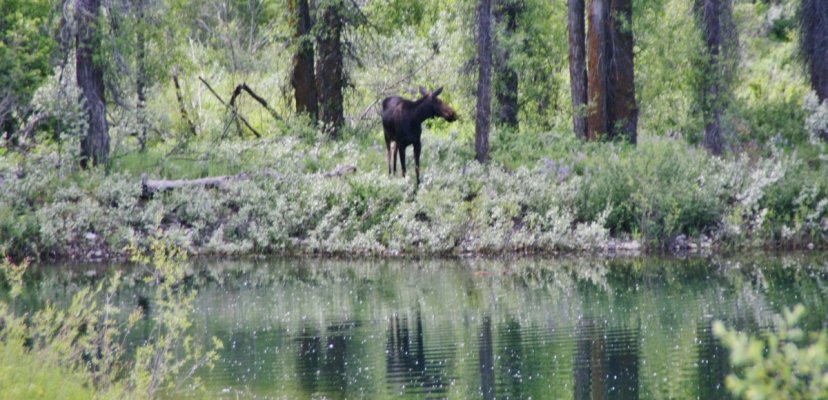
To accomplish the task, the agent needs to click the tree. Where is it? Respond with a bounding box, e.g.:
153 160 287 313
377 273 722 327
289 0 318 117
801 0 828 141
567 0 587 139
586 0 609 141
316 0 345 137
585 0 637 143
76 0 110 168
494 0 520 129
135 0 148 150
696 0 734 155
476 0 493 163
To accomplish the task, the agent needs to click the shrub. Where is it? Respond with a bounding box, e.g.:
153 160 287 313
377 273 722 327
714 305 828 400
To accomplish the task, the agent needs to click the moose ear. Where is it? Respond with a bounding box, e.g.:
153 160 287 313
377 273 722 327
419 86 429 96
432 87 444 97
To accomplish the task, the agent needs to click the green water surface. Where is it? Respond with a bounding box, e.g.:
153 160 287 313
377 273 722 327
19 255 828 399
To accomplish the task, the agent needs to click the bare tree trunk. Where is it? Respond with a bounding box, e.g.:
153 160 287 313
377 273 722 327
76 0 110 168
568 0 587 139
172 67 197 137
476 0 493 163
608 0 637 143
699 0 724 154
586 0 609 140
289 0 318 117
801 0 828 140
136 0 148 150
316 0 344 137
494 0 519 129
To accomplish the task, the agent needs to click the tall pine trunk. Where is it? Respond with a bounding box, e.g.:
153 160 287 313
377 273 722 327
316 0 344 137
568 0 587 139
608 0 637 144
802 0 828 140
494 0 519 129
76 0 109 168
476 0 493 163
289 0 318 117
586 0 609 140
585 0 637 142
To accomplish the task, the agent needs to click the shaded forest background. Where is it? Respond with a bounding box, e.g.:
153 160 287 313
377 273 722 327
3 0 823 160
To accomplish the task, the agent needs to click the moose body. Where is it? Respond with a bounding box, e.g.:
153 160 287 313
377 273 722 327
381 87 457 186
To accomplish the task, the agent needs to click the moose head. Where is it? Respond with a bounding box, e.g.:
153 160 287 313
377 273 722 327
418 86 458 122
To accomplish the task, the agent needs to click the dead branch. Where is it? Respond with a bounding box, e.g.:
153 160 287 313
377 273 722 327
234 83 282 121
198 76 262 138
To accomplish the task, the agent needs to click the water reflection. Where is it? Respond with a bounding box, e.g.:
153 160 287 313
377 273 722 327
574 319 639 400
386 311 450 396
18 255 828 399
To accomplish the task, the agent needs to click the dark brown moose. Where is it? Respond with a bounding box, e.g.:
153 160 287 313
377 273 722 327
381 86 458 187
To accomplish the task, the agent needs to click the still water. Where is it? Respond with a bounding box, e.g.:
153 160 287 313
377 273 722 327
25 256 828 399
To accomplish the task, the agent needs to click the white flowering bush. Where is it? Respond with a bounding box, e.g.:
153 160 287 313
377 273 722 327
804 91 828 145
2 122 828 261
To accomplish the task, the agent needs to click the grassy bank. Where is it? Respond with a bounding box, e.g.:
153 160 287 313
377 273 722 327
2 126 826 262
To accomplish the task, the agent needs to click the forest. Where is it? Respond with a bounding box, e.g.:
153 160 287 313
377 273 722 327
1 0 827 260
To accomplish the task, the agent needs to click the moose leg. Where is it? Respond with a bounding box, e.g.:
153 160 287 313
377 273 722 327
398 145 407 178
386 141 392 175
392 142 398 175
413 142 422 187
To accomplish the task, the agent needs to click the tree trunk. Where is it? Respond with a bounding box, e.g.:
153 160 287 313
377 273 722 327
316 0 344 137
801 0 828 140
136 0 148 150
586 0 609 140
608 0 637 144
476 0 493 163
494 0 519 129
586 0 637 143
568 0 587 139
700 0 724 155
289 0 318 117
76 0 110 169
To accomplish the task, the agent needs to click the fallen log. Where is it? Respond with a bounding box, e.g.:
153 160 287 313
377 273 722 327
141 172 247 197
140 165 356 197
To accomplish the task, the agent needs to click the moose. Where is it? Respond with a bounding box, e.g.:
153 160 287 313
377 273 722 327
381 86 458 187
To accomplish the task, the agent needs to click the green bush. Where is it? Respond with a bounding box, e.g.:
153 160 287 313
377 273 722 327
714 305 828 400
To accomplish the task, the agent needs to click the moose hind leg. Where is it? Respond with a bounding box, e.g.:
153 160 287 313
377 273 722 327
386 141 392 175
392 142 399 175
398 145 407 178
413 142 422 187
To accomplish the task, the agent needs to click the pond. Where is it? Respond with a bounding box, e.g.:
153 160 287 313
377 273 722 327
18 255 828 399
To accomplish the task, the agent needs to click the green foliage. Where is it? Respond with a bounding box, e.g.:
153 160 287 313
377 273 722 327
0 0 56 111
0 237 221 398
714 305 828 400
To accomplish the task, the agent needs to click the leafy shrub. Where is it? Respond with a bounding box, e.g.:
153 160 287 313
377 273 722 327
714 305 828 400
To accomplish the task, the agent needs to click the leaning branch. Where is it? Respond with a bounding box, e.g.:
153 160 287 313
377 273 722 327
198 76 262 138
